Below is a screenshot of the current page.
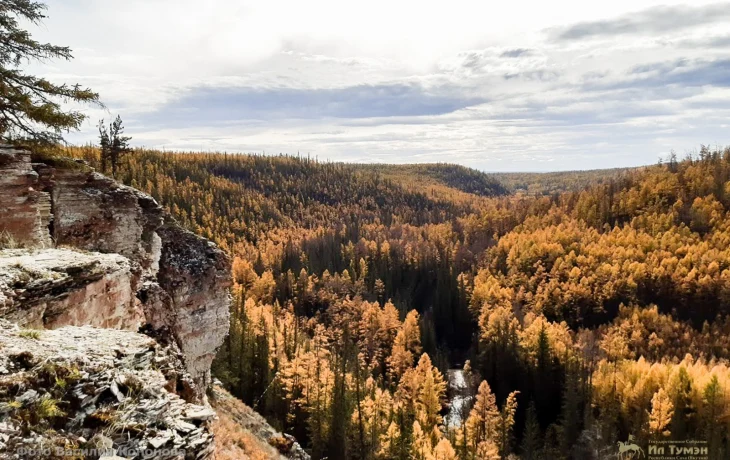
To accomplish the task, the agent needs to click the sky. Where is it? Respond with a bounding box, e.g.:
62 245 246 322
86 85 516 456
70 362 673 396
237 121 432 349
31 0 730 171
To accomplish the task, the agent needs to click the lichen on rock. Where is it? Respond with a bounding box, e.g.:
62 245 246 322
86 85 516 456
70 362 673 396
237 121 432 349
0 320 213 459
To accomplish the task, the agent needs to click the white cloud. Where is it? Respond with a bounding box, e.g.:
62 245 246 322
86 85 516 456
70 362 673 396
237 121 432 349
33 0 730 170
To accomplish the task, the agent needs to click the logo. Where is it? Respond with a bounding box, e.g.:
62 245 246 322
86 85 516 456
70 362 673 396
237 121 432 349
618 435 645 459
616 434 709 460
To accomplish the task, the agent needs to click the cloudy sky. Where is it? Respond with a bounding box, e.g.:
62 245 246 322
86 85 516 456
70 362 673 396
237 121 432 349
33 0 730 171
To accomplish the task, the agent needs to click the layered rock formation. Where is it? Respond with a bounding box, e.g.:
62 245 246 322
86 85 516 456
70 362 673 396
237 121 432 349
0 145 310 460
0 145 231 397
0 146 53 248
0 249 142 329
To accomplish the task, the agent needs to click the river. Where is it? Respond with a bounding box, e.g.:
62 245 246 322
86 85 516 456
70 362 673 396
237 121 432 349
445 368 473 428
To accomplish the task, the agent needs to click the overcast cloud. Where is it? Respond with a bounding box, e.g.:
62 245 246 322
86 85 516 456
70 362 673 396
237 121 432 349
34 0 730 171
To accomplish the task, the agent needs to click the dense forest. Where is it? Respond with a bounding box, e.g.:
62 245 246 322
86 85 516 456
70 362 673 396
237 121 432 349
64 144 730 459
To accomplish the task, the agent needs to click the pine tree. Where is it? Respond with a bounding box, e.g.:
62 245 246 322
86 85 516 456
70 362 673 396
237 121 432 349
521 401 542 460
0 0 100 144
98 115 131 177
559 362 581 455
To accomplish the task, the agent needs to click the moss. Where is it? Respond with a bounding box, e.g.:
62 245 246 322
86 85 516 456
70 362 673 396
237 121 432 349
36 395 65 419
18 329 42 340
30 150 91 172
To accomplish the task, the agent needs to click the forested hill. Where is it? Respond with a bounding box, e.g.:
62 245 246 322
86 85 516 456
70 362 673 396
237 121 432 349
63 145 730 460
350 163 508 199
64 149 501 246
489 167 634 195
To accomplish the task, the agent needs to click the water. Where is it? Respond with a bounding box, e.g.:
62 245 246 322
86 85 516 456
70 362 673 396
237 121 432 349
445 369 473 428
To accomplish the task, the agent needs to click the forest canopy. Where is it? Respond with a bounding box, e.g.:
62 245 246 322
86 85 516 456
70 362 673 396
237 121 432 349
65 144 730 459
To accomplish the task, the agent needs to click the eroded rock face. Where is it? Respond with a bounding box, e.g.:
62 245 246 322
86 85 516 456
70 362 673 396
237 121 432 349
49 169 163 278
155 220 232 391
0 146 232 400
0 320 213 459
0 146 52 248
0 249 143 330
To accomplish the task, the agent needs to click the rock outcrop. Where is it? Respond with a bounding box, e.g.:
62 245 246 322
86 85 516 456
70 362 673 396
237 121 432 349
0 146 53 248
0 145 231 398
48 167 163 278
0 249 142 330
0 145 307 460
153 222 231 390
0 320 214 459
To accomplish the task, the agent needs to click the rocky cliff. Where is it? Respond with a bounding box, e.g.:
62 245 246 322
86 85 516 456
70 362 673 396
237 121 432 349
0 320 216 459
0 145 310 460
0 145 231 396
0 145 232 458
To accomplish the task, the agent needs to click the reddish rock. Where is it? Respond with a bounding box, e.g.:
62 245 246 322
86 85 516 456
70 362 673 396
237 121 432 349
0 146 52 247
0 145 231 400
155 219 232 392
0 249 143 330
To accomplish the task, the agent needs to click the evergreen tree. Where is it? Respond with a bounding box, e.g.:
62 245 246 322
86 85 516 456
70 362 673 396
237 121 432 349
0 1 99 144
559 362 581 456
521 401 542 460
98 115 131 177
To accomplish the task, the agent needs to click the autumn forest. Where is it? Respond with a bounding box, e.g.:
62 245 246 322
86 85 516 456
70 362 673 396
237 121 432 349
63 145 730 460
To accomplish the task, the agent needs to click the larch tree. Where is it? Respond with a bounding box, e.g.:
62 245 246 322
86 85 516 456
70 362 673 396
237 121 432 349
411 420 433 460
464 380 499 457
377 421 401 460
496 390 519 457
387 309 422 382
415 353 447 435
432 437 457 460
0 1 100 144
649 388 674 438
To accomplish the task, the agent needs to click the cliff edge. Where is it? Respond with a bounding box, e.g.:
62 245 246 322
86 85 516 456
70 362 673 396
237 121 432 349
0 145 310 460
0 145 231 398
